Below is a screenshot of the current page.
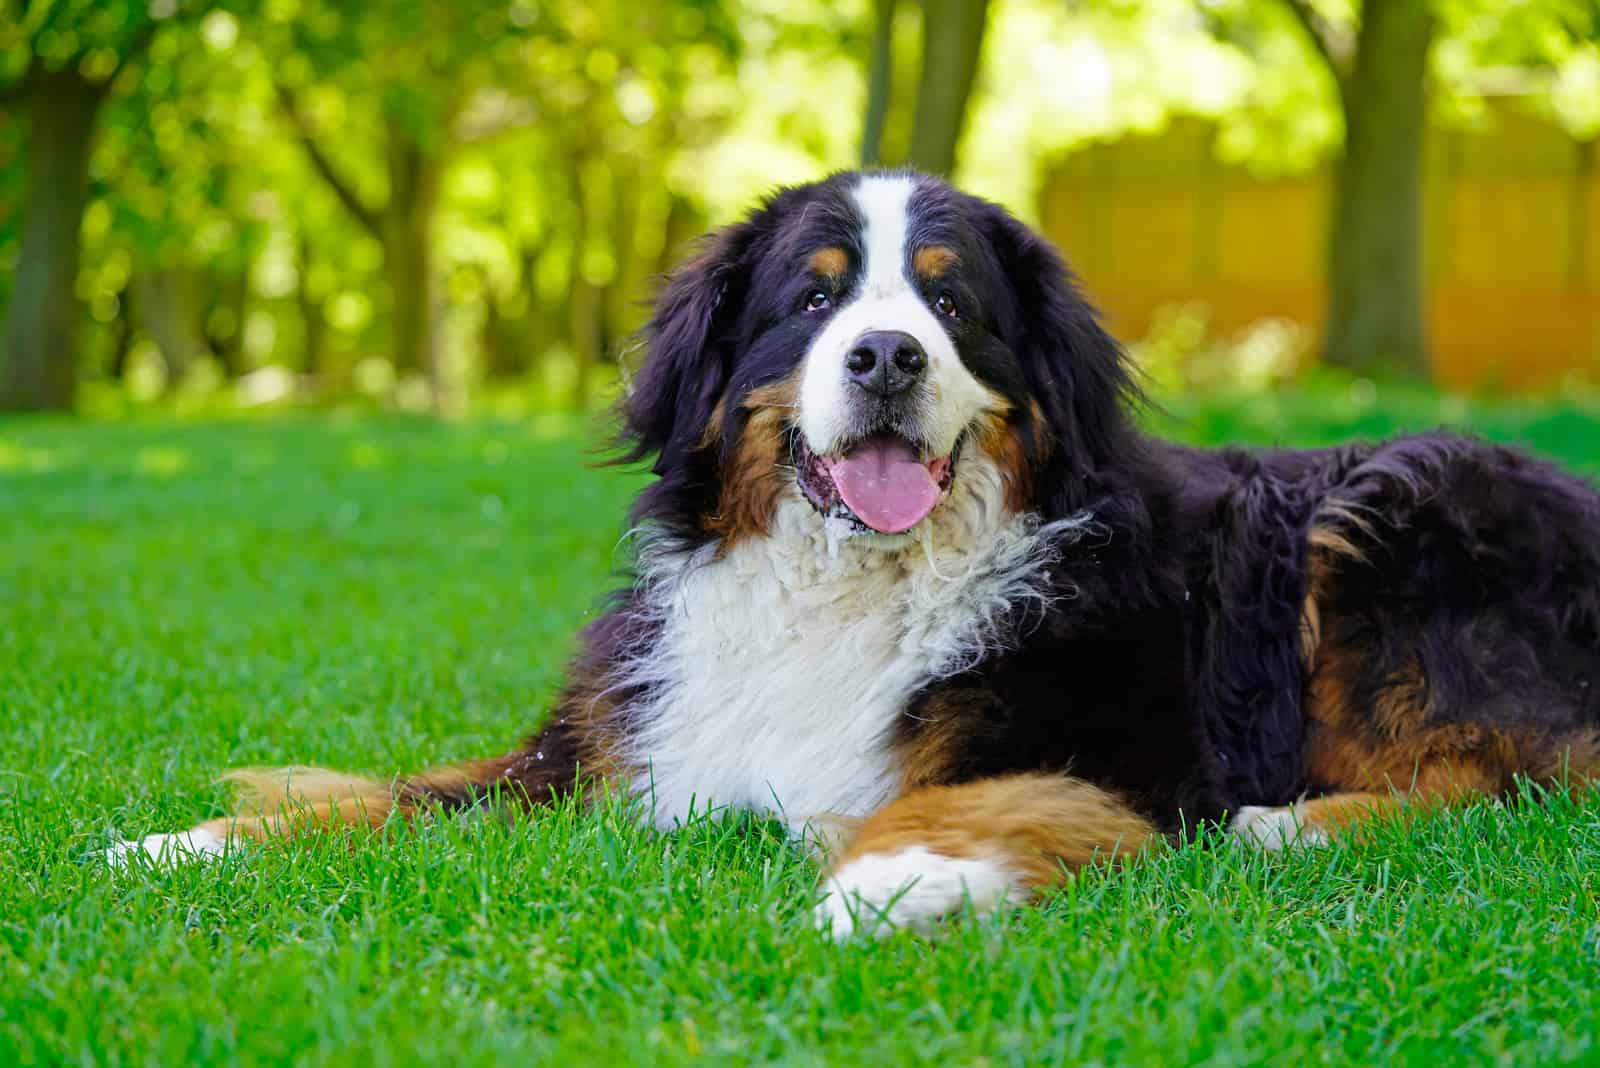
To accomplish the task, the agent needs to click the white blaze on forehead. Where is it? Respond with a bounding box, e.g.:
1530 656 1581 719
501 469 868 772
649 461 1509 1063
856 174 919 299
796 174 997 460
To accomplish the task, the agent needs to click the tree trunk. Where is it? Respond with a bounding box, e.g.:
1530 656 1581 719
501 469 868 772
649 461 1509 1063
905 0 990 177
1322 0 1434 377
604 165 645 364
523 300 561 380
481 287 522 380
295 251 327 380
566 160 597 409
0 67 108 412
861 0 898 166
107 288 135 381
381 113 441 383
502 247 547 379
655 194 701 278
132 268 208 387
206 269 250 378
569 273 603 409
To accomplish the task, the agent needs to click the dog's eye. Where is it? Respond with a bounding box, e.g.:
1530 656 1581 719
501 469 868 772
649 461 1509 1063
804 290 831 313
934 292 959 319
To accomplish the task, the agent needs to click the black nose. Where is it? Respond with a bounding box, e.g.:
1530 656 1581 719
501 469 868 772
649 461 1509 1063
845 331 927 396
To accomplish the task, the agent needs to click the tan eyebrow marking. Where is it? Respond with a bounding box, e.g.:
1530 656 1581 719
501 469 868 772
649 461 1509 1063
914 246 959 278
809 246 848 277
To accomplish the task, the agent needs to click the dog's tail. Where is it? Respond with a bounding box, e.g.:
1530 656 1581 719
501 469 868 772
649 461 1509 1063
226 755 525 831
106 754 524 867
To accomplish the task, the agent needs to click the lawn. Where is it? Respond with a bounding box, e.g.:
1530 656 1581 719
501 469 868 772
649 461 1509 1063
4 389 1600 1066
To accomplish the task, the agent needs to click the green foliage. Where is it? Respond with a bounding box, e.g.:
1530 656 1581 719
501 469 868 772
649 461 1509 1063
1435 0 1600 135
0 0 160 87
2 0 1596 405
965 0 1600 214
961 0 1340 213
26 0 833 402
5 394 1600 1063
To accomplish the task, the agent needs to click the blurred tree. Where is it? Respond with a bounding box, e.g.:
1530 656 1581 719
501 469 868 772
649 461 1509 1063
1224 0 1599 376
260 3 518 396
278 81 444 388
861 0 896 165
87 10 268 392
256 0 743 406
1281 0 1435 376
455 0 742 405
965 0 1598 380
859 0 991 175
0 0 860 411
907 0 990 176
0 0 182 411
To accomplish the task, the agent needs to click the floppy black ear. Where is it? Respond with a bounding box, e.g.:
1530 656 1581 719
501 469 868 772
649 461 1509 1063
622 222 758 467
978 204 1139 477
619 219 764 545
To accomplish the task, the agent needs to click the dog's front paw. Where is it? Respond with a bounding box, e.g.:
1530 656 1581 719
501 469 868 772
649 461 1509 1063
104 827 227 869
814 846 1021 939
1229 804 1330 852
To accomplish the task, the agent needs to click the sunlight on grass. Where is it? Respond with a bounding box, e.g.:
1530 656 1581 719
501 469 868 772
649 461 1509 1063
528 412 583 441
347 442 386 468
0 439 61 474
134 446 189 477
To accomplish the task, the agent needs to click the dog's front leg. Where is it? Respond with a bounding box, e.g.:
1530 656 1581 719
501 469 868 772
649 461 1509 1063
814 773 1158 938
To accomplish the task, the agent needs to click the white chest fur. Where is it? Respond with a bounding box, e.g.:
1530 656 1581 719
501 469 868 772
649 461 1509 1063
614 457 1085 830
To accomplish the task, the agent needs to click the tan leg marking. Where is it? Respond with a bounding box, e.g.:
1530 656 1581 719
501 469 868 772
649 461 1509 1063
817 773 1158 937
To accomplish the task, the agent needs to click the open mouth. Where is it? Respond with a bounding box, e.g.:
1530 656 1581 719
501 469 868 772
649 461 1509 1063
794 432 957 535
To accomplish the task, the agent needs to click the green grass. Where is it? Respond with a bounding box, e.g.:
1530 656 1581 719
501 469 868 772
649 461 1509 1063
4 390 1600 1066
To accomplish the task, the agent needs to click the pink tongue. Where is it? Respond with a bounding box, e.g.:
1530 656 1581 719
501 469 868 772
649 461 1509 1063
827 437 941 534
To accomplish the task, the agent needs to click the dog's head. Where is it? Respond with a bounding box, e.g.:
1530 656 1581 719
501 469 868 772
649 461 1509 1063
623 170 1136 550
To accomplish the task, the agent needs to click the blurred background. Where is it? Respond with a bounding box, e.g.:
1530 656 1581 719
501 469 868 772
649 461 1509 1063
2 0 1598 417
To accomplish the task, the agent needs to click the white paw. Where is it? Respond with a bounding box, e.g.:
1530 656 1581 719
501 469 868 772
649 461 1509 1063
105 827 227 869
814 846 1021 939
1230 804 1330 852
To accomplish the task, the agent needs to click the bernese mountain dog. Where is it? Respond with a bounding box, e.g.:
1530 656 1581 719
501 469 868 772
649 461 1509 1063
110 171 1600 938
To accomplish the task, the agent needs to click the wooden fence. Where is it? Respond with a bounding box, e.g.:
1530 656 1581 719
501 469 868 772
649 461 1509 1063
1038 109 1600 389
